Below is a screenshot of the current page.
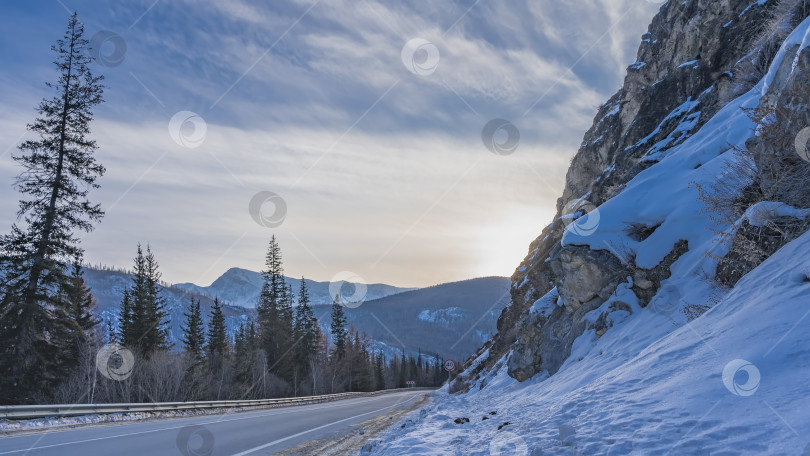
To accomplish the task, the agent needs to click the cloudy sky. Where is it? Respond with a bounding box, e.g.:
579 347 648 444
0 0 661 288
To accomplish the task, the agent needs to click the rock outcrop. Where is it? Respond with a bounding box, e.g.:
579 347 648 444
459 0 804 385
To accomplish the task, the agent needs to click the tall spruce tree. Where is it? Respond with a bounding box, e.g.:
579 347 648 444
64 260 99 340
294 278 317 369
181 298 205 362
140 247 169 352
0 13 105 403
330 296 347 359
276 283 295 382
179 297 205 400
62 260 99 370
293 278 317 392
233 322 249 385
118 289 133 345
247 321 258 352
207 297 227 364
374 352 386 390
257 236 285 374
119 244 169 355
349 331 372 392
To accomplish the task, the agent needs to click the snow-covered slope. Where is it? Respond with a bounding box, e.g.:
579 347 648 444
370 230 810 455
174 267 415 308
367 10 810 456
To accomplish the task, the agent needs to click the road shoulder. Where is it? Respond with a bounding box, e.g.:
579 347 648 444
277 393 431 456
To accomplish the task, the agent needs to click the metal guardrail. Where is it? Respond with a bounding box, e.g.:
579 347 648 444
0 387 437 420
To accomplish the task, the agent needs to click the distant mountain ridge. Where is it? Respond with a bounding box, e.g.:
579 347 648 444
82 267 252 347
313 276 511 361
83 266 508 361
175 267 415 308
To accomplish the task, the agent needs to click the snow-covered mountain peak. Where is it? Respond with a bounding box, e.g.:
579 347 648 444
175 268 415 308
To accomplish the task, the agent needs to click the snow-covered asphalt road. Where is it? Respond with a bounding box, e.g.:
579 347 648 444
0 390 428 455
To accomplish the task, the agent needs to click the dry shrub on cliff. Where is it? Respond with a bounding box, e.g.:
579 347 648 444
732 0 810 95
698 79 810 286
448 376 470 395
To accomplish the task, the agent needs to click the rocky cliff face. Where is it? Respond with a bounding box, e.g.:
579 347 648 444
459 0 801 385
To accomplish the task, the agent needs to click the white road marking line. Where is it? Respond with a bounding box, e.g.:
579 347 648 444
230 394 419 455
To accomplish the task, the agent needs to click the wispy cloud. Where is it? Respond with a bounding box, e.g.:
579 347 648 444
0 0 661 286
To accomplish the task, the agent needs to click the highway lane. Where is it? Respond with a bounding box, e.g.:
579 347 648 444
0 390 428 455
